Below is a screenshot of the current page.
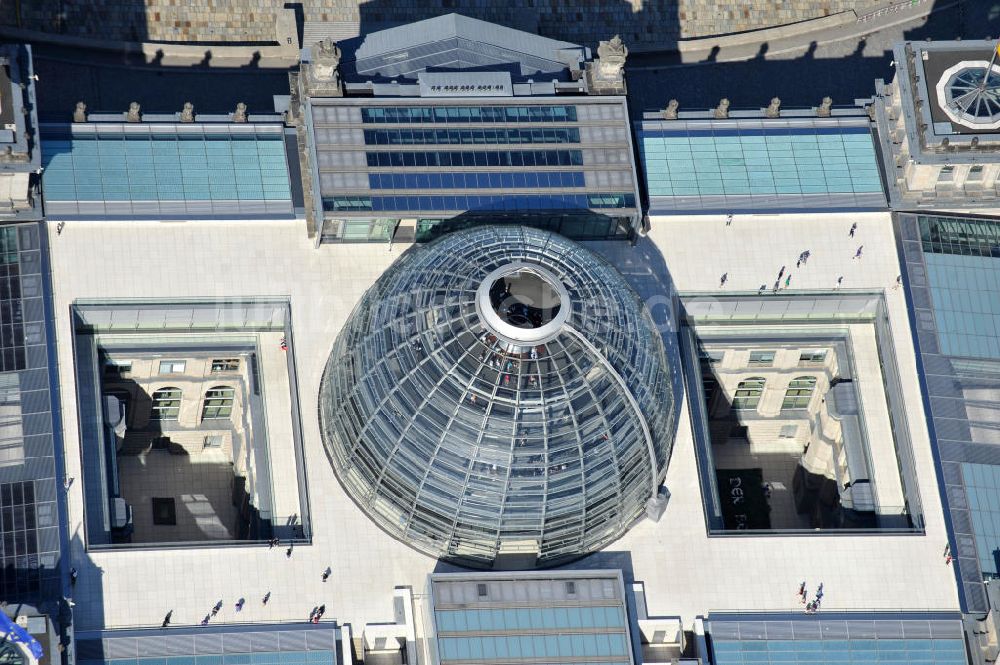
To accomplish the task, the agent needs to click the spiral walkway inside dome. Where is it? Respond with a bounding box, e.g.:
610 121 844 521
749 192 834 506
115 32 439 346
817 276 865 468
319 225 678 569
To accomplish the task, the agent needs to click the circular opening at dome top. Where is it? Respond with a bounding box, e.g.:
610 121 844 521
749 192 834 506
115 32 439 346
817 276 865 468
488 269 563 330
476 263 570 346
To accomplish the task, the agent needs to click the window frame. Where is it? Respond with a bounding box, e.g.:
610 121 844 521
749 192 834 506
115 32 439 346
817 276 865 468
158 360 186 375
732 377 766 410
798 350 827 366
210 358 240 373
747 350 776 367
151 387 182 421
202 385 235 420
782 376 817 410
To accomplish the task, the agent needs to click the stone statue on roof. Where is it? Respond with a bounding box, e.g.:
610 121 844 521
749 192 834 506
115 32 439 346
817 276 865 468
765 97 781 118
126 102 141 123
817 96 833 117
308 37 343 96
589 35 628 93
73 101 87 123
714 98 730 119
662 99 679 120
180 102 195 123
233 102 248 123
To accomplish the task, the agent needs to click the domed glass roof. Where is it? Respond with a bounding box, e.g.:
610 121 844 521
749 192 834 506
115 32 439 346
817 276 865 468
319 226 678 568
936 60 1000 129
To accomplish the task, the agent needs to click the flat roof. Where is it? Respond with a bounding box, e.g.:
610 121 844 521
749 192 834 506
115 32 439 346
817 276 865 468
638 117 886 214
75 622 343 665
52 212 959 632
40 124 295 220
897 211 1000 614
430 571 634 665
706 611 967 665
0 223 64 604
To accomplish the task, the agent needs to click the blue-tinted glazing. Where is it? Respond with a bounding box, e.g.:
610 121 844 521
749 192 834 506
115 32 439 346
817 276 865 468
436 606 626 633
438 634 628 661
712 638 967 665
963 462 1000 576
322 193 635 212
361 106 577 124
639 127 882 198
368 172 586 190
919 215 1000 258
923 252 1000 359
92 653 335 665
365 150 583 168
362 128 581 145
41 134 292 203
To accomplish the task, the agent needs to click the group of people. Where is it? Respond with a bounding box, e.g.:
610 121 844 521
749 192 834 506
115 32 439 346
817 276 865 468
470 332 548 400
741 221 872 294
798 581 824 613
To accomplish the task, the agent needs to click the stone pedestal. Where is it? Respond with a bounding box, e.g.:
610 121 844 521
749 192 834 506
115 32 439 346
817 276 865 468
305 37 343 97
586 35 627 95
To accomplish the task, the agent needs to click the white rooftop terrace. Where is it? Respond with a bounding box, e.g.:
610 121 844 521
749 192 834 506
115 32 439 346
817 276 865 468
51 210 959 632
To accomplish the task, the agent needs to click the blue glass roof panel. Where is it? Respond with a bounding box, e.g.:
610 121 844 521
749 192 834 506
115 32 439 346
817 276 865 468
40 127 293 218
639 120 885 212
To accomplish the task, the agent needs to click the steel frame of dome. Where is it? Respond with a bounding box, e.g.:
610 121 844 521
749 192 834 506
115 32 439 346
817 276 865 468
319 225 677 568
936 60 1000 129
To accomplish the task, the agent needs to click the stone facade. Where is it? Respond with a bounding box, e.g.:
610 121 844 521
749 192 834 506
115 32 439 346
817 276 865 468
1 0 876 50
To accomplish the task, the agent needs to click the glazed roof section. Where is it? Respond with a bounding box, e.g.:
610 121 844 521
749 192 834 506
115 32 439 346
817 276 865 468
429 571 634 665
0 223 64 604
75 623 345 665
897 211 1000 614
638 117 886 214
40 123 295 220
706 612 966 665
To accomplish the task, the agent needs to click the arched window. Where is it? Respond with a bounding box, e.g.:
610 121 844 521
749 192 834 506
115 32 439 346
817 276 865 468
151 387 181 420
783 376 817 409
202 386 235 419
732 377 765 410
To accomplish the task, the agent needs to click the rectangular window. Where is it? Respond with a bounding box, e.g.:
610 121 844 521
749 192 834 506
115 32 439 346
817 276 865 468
748 351 775 367
798 350 827 365
203 435 224 448
211 359 240 373
938 166 955 183
158 360 186 374
968 165 984 182
104 360 132 377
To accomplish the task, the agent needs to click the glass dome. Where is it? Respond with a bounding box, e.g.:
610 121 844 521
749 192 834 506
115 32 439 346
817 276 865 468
319 226 678 568
936 60 1000 129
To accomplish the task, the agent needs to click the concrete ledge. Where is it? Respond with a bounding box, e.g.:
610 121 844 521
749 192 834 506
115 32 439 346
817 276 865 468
675 10 858 55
